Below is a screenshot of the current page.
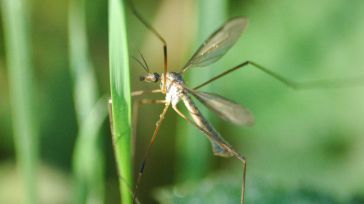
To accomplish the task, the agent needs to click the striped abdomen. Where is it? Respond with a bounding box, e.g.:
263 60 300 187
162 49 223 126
181 94 233 157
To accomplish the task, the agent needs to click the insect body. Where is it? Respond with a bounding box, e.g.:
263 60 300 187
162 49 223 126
179 91 235 157
125 1 364 203
148 71 238 157
160 72 184 107
133 16 252 204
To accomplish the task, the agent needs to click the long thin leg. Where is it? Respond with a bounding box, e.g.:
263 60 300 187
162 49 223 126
108 99 141 204
133 103 170 203
194 61 364 90
172 105 247 204
131 89 161 97
129 0 168 93
132 99 166 159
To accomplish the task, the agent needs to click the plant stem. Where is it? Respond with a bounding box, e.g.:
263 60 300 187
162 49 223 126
68 0 98 123
72 97 108 204
68 0 105 203
1 0 39 203
108 0 133 203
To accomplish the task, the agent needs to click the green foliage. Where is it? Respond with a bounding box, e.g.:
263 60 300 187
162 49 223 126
155 174 349 204
1 0 39 203
68 0 105 203
108 0 133 203
72 98 108 204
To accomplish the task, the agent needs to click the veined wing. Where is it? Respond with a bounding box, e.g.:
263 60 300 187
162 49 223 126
188 89 254 126
181 17 248 73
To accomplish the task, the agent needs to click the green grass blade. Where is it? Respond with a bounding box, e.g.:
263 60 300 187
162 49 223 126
68 0 98 123
108 0 133 204
68 0 105 203
1 0 39 203
176 0 227 182
72 97 108 204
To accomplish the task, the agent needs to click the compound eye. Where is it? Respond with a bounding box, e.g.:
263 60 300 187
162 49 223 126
153 73 160 82
139 76 145 81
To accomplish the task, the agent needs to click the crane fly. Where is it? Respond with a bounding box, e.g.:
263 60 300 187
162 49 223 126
131 16 251 204
122 1 364 204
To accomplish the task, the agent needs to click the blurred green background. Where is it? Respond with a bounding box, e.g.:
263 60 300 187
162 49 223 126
1 0 364 203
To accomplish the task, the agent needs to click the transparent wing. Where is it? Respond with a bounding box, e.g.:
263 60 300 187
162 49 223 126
188 90 254 126
181 17 248 72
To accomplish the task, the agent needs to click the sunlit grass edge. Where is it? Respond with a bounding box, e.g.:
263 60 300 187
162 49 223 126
108 0 133 203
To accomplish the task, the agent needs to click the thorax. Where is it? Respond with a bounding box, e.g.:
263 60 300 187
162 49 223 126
160 72 186 106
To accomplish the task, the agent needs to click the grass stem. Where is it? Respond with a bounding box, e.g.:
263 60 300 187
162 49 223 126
68 0 105 203
1 0 39 203
108 0 133 203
